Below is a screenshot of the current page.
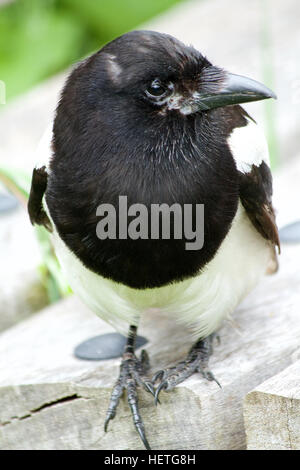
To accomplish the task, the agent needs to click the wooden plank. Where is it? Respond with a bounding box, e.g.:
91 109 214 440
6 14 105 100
244 361 300 450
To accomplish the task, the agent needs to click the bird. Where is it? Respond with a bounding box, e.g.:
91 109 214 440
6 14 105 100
28 30 280 450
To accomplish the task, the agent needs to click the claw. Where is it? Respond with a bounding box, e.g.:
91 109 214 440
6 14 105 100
143 381 156 397
152 370 165 384
104 414 113 432
201 369 222 389
143 380 160 404
210 373 222 389
136 425 151 450
154 381 167 405
127 378 151 449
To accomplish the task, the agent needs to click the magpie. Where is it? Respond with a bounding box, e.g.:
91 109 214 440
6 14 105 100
28 30 280 450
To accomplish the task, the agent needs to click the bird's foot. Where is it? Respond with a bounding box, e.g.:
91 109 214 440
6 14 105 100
152 334 221 404
104 347 154 450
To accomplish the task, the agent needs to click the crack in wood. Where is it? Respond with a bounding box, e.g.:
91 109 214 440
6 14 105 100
0 393 89 427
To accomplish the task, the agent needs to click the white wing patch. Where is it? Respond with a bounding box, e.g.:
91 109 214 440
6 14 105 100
35 123 54 173
227 117 270 173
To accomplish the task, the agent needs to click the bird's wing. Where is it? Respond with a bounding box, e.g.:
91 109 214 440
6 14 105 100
28 124 53 232
227 109 280 258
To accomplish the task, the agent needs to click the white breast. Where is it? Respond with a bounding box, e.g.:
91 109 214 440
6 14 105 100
48 201 272 338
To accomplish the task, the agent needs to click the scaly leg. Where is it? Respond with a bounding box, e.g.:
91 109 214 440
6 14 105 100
152 334 221 404
104 325 154 449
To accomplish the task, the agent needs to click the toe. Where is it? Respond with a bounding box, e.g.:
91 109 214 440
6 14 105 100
127 379 151 450
199 367 222 388
104 379 125 432
143 381 156 397
151 370 165 384
154 381 168 405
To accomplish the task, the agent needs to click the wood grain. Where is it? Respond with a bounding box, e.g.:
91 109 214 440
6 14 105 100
244 360 300 450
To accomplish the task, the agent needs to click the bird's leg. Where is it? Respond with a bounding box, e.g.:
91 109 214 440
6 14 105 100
104 325 154 450
152 333 221 404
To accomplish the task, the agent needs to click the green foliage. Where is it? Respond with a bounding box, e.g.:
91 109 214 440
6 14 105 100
0 165 31 203
260 0 279 169
0 0 89 100
0 165 71 303
60 0 183 39
35 225 72 302
0 0 184 101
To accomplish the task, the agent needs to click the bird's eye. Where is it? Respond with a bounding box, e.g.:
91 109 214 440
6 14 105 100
145 79 168 98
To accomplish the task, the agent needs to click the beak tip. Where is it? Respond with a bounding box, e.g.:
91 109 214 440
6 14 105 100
265 89 277 100
194 72 278 111
221 72 278 105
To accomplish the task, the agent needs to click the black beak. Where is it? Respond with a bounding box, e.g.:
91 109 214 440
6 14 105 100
195 72 277 111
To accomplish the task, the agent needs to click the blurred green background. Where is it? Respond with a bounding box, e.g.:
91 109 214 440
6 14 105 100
0 0 184 101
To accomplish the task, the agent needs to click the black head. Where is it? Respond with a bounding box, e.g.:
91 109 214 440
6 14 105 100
65 30 275 122
96 30 222 116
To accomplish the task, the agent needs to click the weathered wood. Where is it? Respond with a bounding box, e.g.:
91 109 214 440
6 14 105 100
244 361 300 450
